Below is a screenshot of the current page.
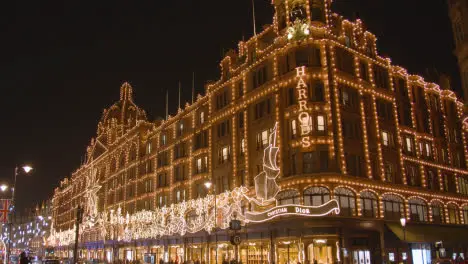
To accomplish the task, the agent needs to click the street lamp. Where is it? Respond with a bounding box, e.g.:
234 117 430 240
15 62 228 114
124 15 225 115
204 181 218 264
0 185 8 193
400 218 406 241
6 165 33 264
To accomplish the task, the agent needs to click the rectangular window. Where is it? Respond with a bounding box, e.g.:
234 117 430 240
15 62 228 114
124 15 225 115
219 146 230 164
382 131 390 146
317 115 325 131
291 120 297 137
405 137 413 153
240 139 246 156
257 130 269 149
384 163 393 183
161 134 167 146
254 99 271 120
252 65 268 89
311 81 325 102
199 112 205 124
217 120 230 138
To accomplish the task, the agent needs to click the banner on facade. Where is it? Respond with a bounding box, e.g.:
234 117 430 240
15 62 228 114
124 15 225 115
244 200 340 223
0 199 11 224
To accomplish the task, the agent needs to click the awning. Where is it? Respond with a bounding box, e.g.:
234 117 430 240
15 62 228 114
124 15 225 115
386 223 468 246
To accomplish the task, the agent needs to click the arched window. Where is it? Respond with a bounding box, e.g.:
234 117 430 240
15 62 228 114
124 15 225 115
277 190 300 205
447 204 460 224
360 191 378 218
303 187 330 206
130 146 137 161
409 198 428 222
335 187 356 217
382 194 404 220
463 206 468 225
431 201 444 224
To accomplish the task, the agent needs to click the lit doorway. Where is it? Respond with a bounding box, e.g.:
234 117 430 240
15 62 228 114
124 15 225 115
352 250 370 264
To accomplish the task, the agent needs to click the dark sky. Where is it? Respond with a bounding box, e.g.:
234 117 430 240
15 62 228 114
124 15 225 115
0 0 459 211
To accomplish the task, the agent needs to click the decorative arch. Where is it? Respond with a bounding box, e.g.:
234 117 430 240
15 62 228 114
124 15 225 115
408 197 429 222
303 186 330 206
462 205 468 225
276 189 300 205
430 200 445 224
447 203 460 224
334 187 357 217
360 190 379 218
382 193 405 221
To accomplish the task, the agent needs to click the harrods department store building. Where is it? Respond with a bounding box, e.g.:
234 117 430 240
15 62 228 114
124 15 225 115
51 0 468 264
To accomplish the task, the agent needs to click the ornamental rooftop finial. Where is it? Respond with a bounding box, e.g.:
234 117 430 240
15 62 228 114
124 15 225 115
120 82 134 101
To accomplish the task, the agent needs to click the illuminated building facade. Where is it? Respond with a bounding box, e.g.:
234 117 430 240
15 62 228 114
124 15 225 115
0 200 53 258
51 1 468 264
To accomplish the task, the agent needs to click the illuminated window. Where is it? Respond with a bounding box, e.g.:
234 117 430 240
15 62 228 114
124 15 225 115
317 115 325 131
431 202 444 224
384 163 393 183
405 137 413 152
161 134 167 146
335 187 356 217
196 158 202 174
409 198 428 222
256 130 269 149
360 191 378 218
448 204 460 224
381 131 390 146
277 190 300 205
176 189 186 203
196 157 207 174
219 146 230 164
303 187 330 206
458 177 468 195
463 206 468 225
342 90 349 106
158 194 167 207
178 121 184 136
424 143 431 157
146 142 152 155
382 194 404 220
200 112 205 124
291 120 297 137
240 139 246 156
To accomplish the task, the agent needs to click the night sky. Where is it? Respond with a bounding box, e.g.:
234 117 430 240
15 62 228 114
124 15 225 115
0 0 459 211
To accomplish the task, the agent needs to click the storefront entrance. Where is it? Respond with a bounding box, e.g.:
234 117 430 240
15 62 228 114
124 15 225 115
411 244 431 264
308 241 334 264
277 241 299 264
352 250 370 264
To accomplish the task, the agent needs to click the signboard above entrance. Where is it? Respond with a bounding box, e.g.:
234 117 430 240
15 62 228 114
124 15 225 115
245 200 340 223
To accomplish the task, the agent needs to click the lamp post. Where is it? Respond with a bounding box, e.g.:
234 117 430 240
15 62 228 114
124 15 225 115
0 185 9 264
399 218 406 241
204 181 217 264
400 218 407 264
6 165 33 264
